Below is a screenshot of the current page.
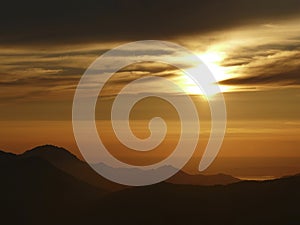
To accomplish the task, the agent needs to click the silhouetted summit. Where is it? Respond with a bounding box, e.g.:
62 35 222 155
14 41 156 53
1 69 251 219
22 144 124 191
22 144 79 162
0 150 16 162
0 150 16 156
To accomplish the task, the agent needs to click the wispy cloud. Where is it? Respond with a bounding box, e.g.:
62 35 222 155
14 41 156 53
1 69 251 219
199 20 300 89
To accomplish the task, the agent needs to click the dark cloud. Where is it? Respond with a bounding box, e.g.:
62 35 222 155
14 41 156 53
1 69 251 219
93 63 181 90
0 49 105 58
220 54 300 86
39 50 107 59
0 90 48 103
220 42 300 86
1 0 300 45
118 62 180 73
0 61 181 92
108 70 178 86
221 68 300 86
221 42 300 67
0 75 78 87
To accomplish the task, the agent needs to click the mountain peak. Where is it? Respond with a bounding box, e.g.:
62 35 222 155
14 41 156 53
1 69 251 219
22 144 79 162
0 150 16 160
0 150 15 155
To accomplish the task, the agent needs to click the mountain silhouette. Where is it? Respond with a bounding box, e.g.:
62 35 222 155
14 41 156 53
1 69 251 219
21 145 124 191
92 162 240 186
0 154 106 225
22 144 79 162
20 145 240 188
86 175 300 225
0 150 16 161
167 170 240 185
1 145 300 225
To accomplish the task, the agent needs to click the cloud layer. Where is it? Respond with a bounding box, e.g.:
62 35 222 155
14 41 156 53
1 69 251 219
1 0 300 45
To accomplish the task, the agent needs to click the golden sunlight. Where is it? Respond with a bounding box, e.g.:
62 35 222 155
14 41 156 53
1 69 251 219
197 50 230 82
178 49 234 96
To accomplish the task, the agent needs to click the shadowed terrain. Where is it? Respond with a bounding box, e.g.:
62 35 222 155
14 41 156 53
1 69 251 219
1 145 299 225
21 145 240 187
21 145 124 191
0 150 106 225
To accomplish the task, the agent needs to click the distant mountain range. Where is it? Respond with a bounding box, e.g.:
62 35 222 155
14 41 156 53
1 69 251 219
1 145 299 225
18 145 241 188
167 170 240 185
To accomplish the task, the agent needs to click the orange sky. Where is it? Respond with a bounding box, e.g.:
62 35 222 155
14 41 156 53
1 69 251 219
1 3 300 176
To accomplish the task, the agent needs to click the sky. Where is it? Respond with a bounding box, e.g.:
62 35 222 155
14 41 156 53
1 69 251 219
1 0 300 175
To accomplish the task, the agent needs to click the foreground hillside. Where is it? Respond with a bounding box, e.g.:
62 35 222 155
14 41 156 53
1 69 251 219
91 175 300 225
0 146 299 225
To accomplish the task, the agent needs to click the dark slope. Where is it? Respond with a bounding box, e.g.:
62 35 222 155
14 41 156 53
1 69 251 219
167 170 240 185
85 175 300 225
0 156 106 225
22 144 79 162
1 146 300 225
0 150 16 161
21 145 124 191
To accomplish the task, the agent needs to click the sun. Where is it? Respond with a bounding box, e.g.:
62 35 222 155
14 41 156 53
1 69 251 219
178 49 233 96
197 50 230 82
200 51 225 64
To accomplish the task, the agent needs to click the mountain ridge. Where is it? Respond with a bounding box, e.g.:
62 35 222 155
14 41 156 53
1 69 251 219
1 144 300 225
22 144 79 161
20 144 124 191
18 145 240 186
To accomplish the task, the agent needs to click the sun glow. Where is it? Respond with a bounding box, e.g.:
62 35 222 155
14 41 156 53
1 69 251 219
179 49 234 96
198 50 230 82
